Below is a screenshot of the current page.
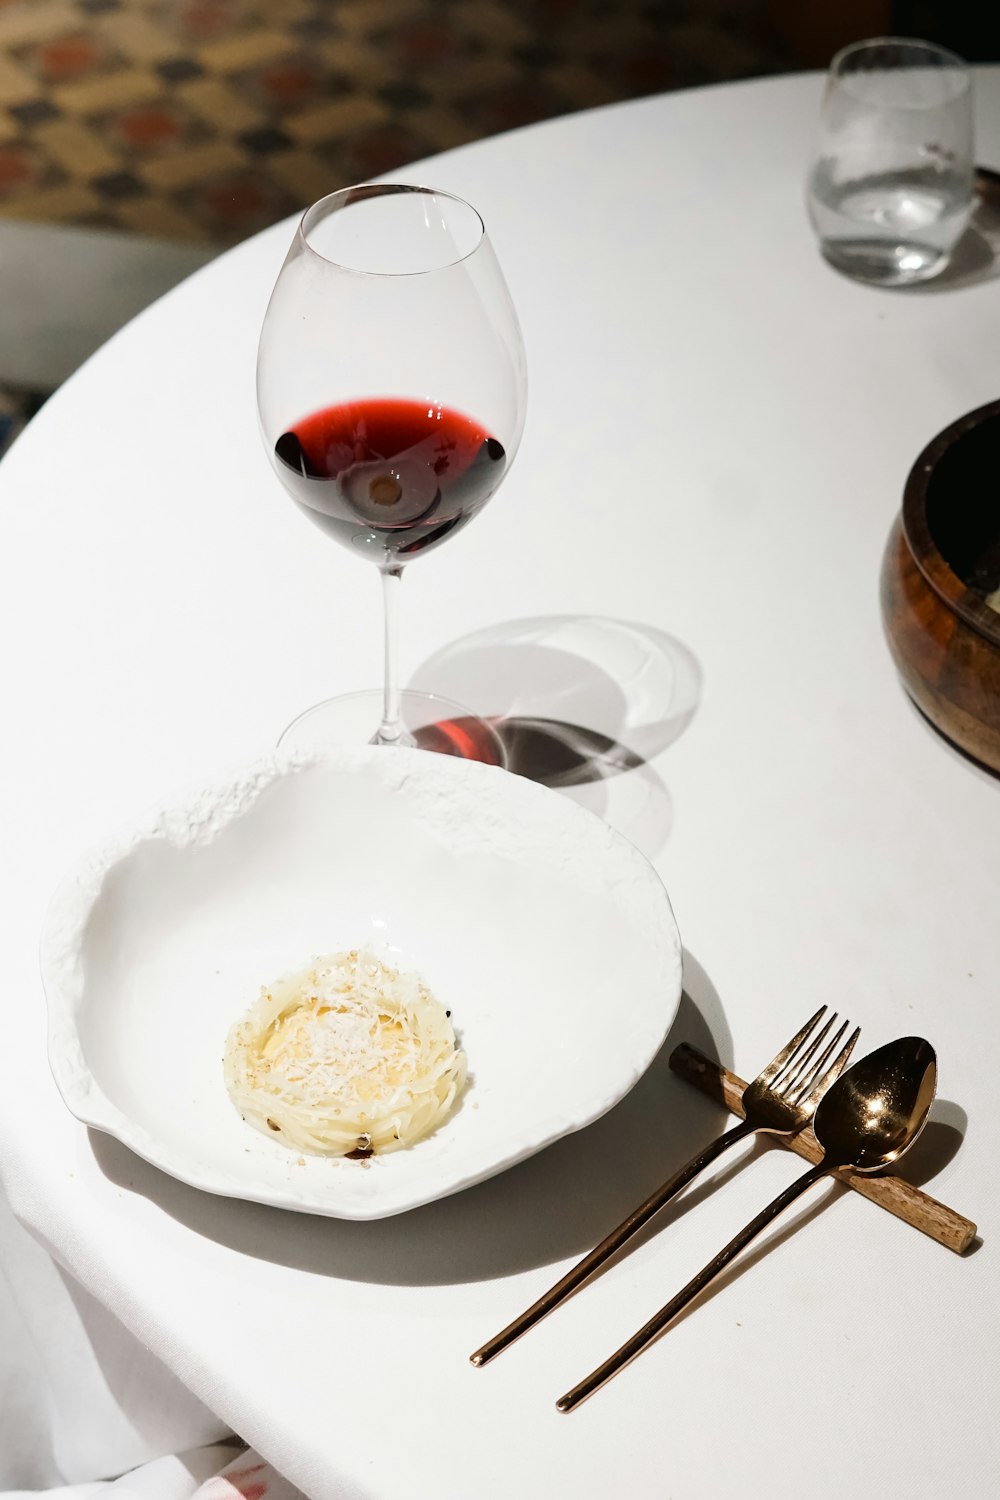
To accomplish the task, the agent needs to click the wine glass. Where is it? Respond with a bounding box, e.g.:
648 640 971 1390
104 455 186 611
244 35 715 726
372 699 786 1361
256 183 527 762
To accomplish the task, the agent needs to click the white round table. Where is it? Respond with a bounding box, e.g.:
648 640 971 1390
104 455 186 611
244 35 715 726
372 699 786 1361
2 71 999 1500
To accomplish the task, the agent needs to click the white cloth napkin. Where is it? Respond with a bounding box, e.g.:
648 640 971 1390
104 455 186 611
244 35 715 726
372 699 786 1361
1 1445 305 1500
1 1185 306 1500
0 1189 227 1491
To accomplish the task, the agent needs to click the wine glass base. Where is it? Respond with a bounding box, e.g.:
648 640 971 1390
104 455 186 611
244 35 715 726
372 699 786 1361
277 689 507 768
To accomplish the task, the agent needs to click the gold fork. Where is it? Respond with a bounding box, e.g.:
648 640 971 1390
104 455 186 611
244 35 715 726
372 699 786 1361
470 1006 859 1368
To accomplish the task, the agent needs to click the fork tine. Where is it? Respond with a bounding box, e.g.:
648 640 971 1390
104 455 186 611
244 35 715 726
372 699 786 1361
785 1020 851 1104
794 1023 860 1111
787 1017 849 1100
774 1010 839 1093
756 1005 827 1086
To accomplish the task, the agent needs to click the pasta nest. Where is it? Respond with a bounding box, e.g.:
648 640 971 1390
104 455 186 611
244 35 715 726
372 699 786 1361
224 949 466 1156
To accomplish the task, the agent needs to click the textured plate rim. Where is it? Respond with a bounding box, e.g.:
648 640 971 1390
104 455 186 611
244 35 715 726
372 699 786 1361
40 745 683 1219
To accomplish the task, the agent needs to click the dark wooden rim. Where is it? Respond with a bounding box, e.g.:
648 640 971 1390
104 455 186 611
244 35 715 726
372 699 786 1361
902 398 1000 648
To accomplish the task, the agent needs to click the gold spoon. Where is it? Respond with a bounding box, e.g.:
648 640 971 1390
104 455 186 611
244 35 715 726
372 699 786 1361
557 1035 937 1412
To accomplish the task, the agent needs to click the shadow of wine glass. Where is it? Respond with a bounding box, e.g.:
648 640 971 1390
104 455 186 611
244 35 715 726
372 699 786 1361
491 718 678 858
88 949 735 1290
410 614 703 859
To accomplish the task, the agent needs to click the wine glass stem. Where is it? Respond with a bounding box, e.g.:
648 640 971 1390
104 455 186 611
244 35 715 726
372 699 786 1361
376 563 406 745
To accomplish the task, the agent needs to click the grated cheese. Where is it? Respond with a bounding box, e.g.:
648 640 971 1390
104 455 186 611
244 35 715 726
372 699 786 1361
223 949 466 1156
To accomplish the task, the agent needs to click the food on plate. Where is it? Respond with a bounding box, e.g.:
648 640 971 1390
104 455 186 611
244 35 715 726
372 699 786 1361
223 948 466 1156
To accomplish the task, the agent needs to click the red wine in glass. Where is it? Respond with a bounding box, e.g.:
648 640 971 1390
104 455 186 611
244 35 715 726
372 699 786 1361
274 396 506 563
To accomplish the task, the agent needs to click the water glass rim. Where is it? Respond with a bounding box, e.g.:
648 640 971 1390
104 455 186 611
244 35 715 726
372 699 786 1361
829 36 971 105
296 183 486 277
831 35 970 72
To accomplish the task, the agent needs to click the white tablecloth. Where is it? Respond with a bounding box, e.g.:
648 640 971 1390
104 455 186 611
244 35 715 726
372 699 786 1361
2 71 999 1500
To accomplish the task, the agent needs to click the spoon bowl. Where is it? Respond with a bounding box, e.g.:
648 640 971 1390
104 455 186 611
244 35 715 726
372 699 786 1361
813 1035 937 1174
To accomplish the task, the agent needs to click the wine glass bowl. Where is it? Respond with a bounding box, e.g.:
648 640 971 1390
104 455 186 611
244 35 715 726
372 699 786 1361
257 183 527 753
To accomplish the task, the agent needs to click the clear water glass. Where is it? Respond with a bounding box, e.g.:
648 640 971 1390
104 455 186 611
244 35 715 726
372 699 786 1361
807 37 974 286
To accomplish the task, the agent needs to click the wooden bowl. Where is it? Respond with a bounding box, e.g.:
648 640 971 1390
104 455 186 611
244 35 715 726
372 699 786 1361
881 399 1000 773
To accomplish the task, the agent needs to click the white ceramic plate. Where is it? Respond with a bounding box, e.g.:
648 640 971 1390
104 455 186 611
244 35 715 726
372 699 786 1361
41 747 682 1219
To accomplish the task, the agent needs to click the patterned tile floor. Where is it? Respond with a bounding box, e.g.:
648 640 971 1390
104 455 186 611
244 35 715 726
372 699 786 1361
0 1 791 443
0 0 789 247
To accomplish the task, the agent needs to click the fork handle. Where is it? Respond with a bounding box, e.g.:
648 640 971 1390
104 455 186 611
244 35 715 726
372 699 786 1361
556 1158 829 1411
470 1118 755 1367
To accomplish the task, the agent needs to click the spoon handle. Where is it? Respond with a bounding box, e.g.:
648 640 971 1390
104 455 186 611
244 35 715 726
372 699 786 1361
557 1158 829 1412
470 1119 756 1367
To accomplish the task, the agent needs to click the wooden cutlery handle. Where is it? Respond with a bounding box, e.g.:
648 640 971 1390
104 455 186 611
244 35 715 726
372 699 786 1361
670 1044 977 1254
